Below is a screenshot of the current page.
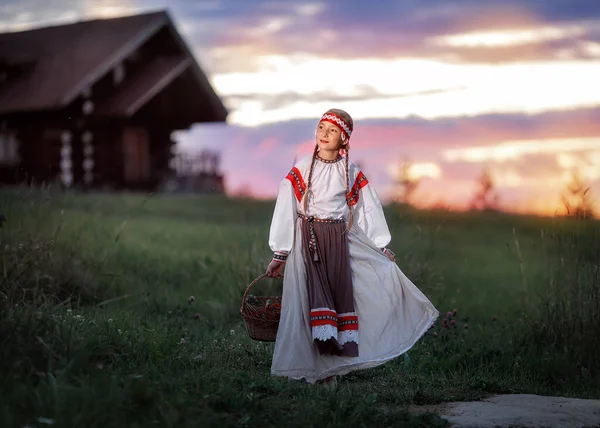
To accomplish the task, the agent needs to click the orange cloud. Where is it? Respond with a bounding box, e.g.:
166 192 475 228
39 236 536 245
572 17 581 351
443 137 600 163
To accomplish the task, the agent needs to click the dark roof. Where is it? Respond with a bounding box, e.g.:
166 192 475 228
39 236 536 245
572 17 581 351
95 55 192 116
0 10 227 122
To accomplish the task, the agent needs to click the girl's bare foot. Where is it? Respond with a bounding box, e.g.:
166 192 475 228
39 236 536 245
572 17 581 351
322 375 337 388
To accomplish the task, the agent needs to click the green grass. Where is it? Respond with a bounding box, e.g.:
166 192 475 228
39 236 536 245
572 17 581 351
1 187 599 427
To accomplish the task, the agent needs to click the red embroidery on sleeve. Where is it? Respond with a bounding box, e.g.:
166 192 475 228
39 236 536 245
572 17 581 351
346 171 368 206
285 167 307 202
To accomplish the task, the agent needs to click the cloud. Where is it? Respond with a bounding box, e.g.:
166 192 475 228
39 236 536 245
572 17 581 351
431 24 588 48
174 107 600 214
3 0 600 215
442 137 600 163
0 0 142 31
4 0 600 54
214 55 600 126
223 86 467 111
4 1 600 76
385 162 443 182
198 1 600 65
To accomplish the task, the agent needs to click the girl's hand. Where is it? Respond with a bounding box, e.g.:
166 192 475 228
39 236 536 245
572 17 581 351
383 248 396 262
266 260 284 278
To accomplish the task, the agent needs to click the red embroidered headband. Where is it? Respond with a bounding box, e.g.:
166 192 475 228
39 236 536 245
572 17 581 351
320 112 352 141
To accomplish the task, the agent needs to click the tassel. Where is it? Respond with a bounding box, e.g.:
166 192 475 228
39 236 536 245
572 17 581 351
313 251 319 262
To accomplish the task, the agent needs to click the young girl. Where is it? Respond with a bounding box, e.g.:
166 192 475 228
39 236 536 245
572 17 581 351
265 108 439 385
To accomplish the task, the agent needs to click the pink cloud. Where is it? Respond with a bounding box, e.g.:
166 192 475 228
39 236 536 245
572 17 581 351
182 108 600 216
254 137 280 159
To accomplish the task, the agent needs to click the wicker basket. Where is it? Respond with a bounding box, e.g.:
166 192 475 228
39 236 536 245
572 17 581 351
240 273 282 342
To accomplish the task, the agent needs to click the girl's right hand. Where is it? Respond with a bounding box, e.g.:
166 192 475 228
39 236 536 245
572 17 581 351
383 248 396 262
266 260 284 278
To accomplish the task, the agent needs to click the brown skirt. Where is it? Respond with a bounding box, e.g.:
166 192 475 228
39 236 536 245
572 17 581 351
300 215 359 357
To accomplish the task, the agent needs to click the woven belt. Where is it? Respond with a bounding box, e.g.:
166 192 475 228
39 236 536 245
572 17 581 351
298 213 345 262
297 213 345 224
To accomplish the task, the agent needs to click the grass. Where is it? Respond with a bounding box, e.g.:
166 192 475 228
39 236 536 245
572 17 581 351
0 186 599 427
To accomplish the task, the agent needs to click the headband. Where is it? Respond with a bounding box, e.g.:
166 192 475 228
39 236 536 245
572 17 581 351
320 112 352 141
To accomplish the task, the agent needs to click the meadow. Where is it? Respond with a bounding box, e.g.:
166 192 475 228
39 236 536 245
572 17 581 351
0 186 599 427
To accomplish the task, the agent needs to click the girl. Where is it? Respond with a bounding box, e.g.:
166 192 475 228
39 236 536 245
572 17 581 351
265 108 439 386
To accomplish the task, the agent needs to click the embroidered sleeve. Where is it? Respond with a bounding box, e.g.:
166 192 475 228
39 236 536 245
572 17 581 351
352 173 392 248
346 171 368 206
285 166 307 202
268 178 298 263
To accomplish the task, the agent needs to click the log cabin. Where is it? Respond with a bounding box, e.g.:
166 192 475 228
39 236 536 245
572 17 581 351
0 10 227 190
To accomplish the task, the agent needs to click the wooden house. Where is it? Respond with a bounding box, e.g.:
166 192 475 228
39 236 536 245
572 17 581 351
0 10 227 190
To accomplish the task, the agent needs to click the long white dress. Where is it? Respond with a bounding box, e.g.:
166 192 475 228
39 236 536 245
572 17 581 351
268 154 439 383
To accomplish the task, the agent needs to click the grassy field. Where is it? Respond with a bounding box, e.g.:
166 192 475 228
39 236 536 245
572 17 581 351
1 186 599 427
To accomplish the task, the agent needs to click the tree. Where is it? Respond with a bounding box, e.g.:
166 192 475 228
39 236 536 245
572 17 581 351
469 168 500 211
561 170 596 219
396 160 420 206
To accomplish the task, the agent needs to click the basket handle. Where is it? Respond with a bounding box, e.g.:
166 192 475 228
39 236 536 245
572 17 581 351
240 273 269 314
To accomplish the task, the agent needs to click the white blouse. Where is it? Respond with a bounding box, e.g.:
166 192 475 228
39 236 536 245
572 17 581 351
269 154 391 260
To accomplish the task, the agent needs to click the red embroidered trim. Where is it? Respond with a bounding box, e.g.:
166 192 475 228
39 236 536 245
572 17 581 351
321 113 352 140
310 309 337 318
346 171 368 206
286 167 307 202
311 319 339 327
338 314 359 331
272 251 288 263
310 309 338 328
310 310 359 330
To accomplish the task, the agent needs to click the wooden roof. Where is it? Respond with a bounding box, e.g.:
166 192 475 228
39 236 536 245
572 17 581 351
0 10 227 123
95 56 192 117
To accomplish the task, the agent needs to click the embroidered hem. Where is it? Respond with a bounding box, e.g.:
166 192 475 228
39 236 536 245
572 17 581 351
312 324 338 341
338 329 359 345
310 308 359 344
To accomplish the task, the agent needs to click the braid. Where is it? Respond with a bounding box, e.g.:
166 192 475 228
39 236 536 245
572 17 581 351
302 143 319 213
345 146 353 229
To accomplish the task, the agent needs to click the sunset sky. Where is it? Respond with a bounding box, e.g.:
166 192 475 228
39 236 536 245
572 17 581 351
2 0 600 215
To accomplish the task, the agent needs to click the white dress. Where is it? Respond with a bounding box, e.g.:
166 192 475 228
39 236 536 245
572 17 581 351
268 154 439 383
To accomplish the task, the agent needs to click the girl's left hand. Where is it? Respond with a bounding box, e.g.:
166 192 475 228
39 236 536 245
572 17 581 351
266 260 284 278
383 248 396 262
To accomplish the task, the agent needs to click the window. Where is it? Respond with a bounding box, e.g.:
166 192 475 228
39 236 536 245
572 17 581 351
0 132 19 165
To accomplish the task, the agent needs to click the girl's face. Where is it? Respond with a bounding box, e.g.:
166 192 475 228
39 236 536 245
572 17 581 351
316 121 345 152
